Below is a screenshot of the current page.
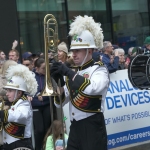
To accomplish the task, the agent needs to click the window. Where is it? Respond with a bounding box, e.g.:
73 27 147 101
111 0 150 53
16 0 68 53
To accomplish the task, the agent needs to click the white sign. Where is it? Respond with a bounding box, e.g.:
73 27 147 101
104 69 150 149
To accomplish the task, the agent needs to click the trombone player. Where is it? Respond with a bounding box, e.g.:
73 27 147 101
50 15 110 150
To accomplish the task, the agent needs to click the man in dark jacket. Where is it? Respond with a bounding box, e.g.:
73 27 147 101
102 41 119 73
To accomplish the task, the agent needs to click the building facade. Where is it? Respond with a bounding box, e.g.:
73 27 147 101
16 0 150 54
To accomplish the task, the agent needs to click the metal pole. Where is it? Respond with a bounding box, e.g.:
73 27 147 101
58 79 65 150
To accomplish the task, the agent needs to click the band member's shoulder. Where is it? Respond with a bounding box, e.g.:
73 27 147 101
94 61 104 66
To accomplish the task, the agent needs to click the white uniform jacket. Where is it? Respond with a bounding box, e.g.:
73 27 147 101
55 59 110 121
0 95 32 144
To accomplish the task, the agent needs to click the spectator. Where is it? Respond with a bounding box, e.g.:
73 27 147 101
92 49 102 62
48 50 56 63
110 54 114 64
22 58 34 71
114 48 127 70
22 51 32 61
31 53 40 68
143 36 150 52
31 57 51 150
37 51 44 57
57 42 68 63
0 50 6 61
9 40 20 63
125 47 134 65
43 120 68 150
8 49 19 63
102 41 119 73
112 44 119 50
0 50 6 73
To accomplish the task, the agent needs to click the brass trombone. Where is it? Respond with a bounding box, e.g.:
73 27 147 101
39 14 58 96
39 14 66 150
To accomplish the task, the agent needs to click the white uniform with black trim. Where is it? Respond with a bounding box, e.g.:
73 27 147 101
3 98 32 144
55 60 110 121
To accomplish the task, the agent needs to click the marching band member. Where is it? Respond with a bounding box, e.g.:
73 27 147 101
0 64 38 150
51 15 110 150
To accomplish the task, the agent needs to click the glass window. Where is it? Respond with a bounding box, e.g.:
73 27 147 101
111 0 150 53
16 0 68 53
67 0 112 42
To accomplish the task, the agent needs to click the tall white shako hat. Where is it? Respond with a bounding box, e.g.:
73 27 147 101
3 64 38 96
69 15 104 50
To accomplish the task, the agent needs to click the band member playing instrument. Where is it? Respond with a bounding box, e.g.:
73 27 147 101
0 60 17 104
50 15 110 150
0 64 38 150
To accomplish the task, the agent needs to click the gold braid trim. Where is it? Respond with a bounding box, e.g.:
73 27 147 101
94 61 104 66
71 44 90 47
4 110 8 123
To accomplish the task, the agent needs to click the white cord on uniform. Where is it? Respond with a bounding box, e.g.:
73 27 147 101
80 49 89 66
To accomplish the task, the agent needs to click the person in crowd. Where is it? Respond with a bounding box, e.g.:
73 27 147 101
92 48 103 62
0 64 37 150
0 50 6 73
8 49 19 63
31 57 51 150
22 51 32 61
0 50 6 61
112 44 119 50
102 41 119 73
57 42 68 63
114 48 127 70
51 15 109 150
62 52 75 68
9 40 20 63
110 54 114 64
48 49 56 64
22 58 34 71
125 47 134 65
31 53 40 68
43 120 68 150
143 36 150 52
37 51 44 57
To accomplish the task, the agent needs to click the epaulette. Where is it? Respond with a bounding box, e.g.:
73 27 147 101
94 61 104 66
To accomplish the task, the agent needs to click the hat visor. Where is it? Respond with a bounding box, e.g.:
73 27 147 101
3 85 26 92
70 45 97 51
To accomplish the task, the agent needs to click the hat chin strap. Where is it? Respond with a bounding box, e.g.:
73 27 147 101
79 49 89 66
14 90 18 101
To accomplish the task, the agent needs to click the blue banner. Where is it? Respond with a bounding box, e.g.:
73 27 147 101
108 126 150 149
